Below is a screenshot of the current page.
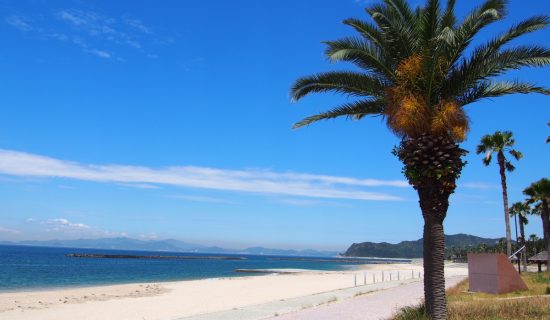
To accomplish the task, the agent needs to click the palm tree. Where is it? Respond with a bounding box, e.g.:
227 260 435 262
289 0 550 317
523 178 550 271
476 131 522 257
529 233 539 256
510 201 530 271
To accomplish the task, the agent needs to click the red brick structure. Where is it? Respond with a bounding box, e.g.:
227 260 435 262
467 253 528 294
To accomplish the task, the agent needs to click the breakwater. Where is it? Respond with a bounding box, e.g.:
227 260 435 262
66 253 247 260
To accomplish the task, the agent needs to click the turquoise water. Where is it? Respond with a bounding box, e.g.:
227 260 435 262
0 245 398 292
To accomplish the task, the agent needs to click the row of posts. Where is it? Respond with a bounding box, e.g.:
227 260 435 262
354 270 423 287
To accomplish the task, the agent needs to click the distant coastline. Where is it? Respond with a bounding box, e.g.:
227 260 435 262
0 237 339 257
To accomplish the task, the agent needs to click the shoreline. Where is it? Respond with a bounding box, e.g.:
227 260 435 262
0 263 469 320
0 257 413 294
0 258 445 294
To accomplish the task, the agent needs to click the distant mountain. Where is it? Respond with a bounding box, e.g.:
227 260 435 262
237 247 337 257
344 233 502 258
0 237 338 257
0 237 201 252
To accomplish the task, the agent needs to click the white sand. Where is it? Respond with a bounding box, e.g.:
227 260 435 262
0 263 468 320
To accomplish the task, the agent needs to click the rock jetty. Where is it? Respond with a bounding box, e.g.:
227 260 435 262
66 253 247 260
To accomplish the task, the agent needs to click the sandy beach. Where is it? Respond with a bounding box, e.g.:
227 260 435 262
0 262 468 320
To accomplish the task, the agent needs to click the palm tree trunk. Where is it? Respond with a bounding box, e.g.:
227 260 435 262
541 200 550 272
497 151 512 257
418 185 449 320
519 218 527 272
396 134 466 320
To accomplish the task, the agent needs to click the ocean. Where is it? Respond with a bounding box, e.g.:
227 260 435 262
0 245 401 292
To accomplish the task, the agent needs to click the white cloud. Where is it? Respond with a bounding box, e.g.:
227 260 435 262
5 15 32 31
138 232 159 240
0 226 21 235
47 218 90 231
27 217 126 237
56 9 143 49
461 182 499 190
87 48 111 59
276 198 351 207
119 183 160 189
124 17 153 34
167 194 234 204
5 9 164 60
0 149 406 201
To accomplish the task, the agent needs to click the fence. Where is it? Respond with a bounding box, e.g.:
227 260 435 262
353 269 423 287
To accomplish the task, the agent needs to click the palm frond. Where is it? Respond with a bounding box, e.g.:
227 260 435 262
446 0 506 68
366 3 419 58
343 18 386 50
458 80 550 105
324 37 395 79
447 46 550 100
509 149 523 161
475 143 489 154
470 15 548 64
290 72 389 101
441 0 457 29
422 0 442 45
292 99 385 129
505 160 515 172
482 152 493 165
384 0 415 22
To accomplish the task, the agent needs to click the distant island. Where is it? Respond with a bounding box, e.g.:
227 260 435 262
0 237 339 257
344 234 504 259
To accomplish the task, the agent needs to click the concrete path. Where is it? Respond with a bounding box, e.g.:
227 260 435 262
268 276 466 320
173 276 466 320
173 278 420 320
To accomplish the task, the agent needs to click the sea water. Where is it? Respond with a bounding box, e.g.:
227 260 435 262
0 245 398 292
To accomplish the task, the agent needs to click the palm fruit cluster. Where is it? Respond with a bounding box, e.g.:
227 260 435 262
393 134 467 192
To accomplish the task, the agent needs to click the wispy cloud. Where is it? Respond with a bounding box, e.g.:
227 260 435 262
88 48 111 58
138 232 159 240
119 183 160 189
47 218 90 231
461 182 499 190
27 217 126 237
5 15 32 31
0 149 406 201
276 198 351 207
0 226 21 235
56 9 142 49
5 9 166 60
124 17 153 34
166 194 235 204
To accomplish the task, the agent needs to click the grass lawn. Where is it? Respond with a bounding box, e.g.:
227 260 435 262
392 272 550 320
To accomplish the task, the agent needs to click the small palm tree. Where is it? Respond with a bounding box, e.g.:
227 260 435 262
510 201 530 271
476 131 522 257
523 178 550 271
290 0 550 317
529 233 539 255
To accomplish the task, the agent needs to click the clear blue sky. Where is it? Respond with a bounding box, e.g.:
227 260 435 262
0 0 548 251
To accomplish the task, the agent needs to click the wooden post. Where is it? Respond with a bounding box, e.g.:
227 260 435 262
398 271 400 280
382 271 384 282
354 274 357 287
364 273 366 285
412 270 414 279
373 273 375 283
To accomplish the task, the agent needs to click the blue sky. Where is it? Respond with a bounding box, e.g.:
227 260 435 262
0 0 548 251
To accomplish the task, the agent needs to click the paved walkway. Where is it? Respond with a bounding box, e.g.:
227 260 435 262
173 276 466 320
268 276 466 320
